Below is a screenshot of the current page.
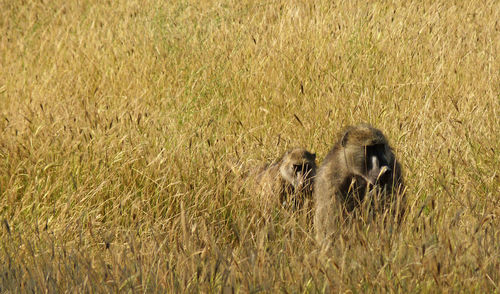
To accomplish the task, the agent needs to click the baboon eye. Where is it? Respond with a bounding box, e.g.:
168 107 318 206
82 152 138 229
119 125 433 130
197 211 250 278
293 163 311 173
293 164 304 172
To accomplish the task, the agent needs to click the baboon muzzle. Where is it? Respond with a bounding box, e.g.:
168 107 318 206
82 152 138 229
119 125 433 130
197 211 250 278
366 155 391 186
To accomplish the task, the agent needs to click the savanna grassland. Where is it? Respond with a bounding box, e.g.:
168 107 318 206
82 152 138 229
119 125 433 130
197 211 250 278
1 0 499 292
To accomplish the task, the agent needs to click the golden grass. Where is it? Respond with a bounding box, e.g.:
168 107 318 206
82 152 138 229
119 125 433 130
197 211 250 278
0 0 499 292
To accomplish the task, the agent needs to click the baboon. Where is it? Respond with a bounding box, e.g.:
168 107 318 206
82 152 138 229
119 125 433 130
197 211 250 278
314 124 405 242
252 148 317 212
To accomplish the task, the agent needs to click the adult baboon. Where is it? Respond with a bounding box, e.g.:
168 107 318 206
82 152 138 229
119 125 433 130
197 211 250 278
253 148 317 211
314 124 405 242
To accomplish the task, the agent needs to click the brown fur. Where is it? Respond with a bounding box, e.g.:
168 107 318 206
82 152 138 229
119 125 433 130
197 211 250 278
252 148 317 212
314 124 405 242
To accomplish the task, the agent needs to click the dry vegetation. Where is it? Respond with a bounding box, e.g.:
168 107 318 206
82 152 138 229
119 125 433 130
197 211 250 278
0 0 499 292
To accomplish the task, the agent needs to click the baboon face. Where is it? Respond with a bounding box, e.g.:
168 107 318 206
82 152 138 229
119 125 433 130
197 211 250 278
344 143 392 187
341 125 394 190
279 149 316 192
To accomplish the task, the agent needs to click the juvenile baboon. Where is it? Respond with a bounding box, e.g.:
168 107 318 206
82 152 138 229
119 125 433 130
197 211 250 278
253 148 317 211
314 124 405 242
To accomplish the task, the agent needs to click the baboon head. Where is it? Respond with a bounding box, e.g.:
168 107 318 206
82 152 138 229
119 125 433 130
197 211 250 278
340 124 394 189
279 148 317 193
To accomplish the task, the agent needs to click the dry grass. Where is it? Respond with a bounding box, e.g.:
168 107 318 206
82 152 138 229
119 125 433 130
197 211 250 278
0 0 499 292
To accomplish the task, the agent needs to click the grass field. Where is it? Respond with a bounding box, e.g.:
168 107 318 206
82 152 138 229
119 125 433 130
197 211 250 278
1 0 499 292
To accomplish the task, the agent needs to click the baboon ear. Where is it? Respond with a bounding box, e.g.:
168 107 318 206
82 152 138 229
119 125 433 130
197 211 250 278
312 153 316 160
341 130 349 147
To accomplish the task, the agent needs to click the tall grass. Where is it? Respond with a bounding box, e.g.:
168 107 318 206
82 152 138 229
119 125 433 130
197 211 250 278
0 0 499 292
